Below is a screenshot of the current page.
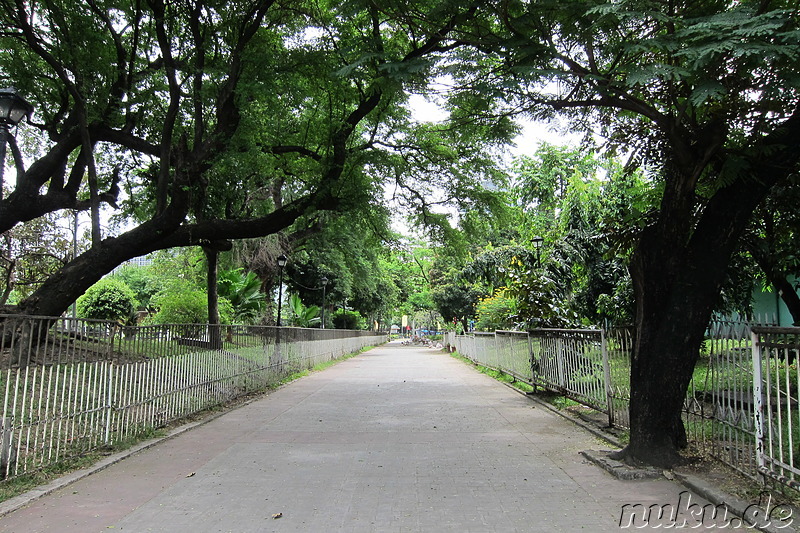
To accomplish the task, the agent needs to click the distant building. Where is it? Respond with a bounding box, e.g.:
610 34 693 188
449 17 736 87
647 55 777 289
751 278 799 326
112 255 154 273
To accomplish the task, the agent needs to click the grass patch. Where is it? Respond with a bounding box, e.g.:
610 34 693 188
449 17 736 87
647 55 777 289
450 351 534 393
0 455 100 503
549 395 581 410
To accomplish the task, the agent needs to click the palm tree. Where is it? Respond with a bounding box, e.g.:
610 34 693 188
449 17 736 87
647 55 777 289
218 268 266 324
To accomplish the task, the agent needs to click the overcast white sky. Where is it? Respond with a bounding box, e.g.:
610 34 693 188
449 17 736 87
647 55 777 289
406 94 578 158
393 94 577 236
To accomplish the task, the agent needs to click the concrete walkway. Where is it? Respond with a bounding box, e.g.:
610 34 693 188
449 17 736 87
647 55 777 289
0 341 734 532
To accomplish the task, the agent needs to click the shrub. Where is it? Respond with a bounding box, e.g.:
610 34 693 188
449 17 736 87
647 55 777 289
332 309 365 330
112 265 160 311
475 290 517 331
76 278 138 322
218 268 265 324
288 294 320 327
148 283 235 325
149 289 207 325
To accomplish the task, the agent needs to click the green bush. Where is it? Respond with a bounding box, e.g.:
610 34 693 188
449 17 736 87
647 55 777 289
76 278 138 322
148 283 234 325
288 294 320 327
218 268 265 324
475 290 517 331
332 309 364 330
112 265 160 311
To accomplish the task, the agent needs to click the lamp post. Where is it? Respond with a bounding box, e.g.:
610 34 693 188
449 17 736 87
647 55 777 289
531 236 544 267
0 87 34 201
276 254 287 326
320 276 328 329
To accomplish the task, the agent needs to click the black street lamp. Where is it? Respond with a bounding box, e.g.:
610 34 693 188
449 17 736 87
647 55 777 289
0 87 34 201
320 276 328 329
531 236 544 267
276 254 287 326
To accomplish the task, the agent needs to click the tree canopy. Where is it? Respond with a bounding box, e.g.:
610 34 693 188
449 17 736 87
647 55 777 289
470 0 800 466
1 0 799 469
0 0 507 317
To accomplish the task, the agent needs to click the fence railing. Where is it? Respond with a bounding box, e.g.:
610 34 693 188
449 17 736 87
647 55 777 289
446 321 800 494
751 326 800 490
447 328 630 426
0 315 387 480
704 320 761 481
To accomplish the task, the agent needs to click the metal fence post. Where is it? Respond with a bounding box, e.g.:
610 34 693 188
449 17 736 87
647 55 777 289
601 329 614 427
527 332 535 386
751 328 766 475
493 332 500 369
104 363 114 445
556 334 566 389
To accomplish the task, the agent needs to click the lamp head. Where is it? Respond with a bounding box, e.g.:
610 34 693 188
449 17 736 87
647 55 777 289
0 87 33 127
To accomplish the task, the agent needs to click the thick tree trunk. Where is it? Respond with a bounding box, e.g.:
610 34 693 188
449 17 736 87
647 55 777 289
204 247 223 350
612 105 800 468
617 173 788 467
623 255 713 467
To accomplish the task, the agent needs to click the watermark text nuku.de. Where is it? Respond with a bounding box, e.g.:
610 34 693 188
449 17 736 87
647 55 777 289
619 491 794 529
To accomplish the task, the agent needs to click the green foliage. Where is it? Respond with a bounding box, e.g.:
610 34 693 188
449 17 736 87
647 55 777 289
1 213 75 304
332 309 365 330
218 268 265 324
461 244 535 293
475 290 517 331
150 249 206 288
596 276 634 326
510 145 643 325
149 288 207 325
514 143 598 223
431 282 481 328
148 281 233 325
288 294 321 328
112 265 160 311
0 0 514 321
76 278 137 323
504 257 580 329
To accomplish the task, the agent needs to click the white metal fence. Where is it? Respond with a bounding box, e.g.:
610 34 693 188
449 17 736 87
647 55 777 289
0 315 386 480
705 320 761 480
751 326 800 490
447 322 800 494
447 328 630 426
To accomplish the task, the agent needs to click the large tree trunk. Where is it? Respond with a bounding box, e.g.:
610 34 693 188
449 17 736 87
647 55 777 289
611 104 800 468
617 164 794 467
204 247 223 350
623 236 717 467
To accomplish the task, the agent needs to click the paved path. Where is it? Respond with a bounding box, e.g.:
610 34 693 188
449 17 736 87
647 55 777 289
0 341 729 532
